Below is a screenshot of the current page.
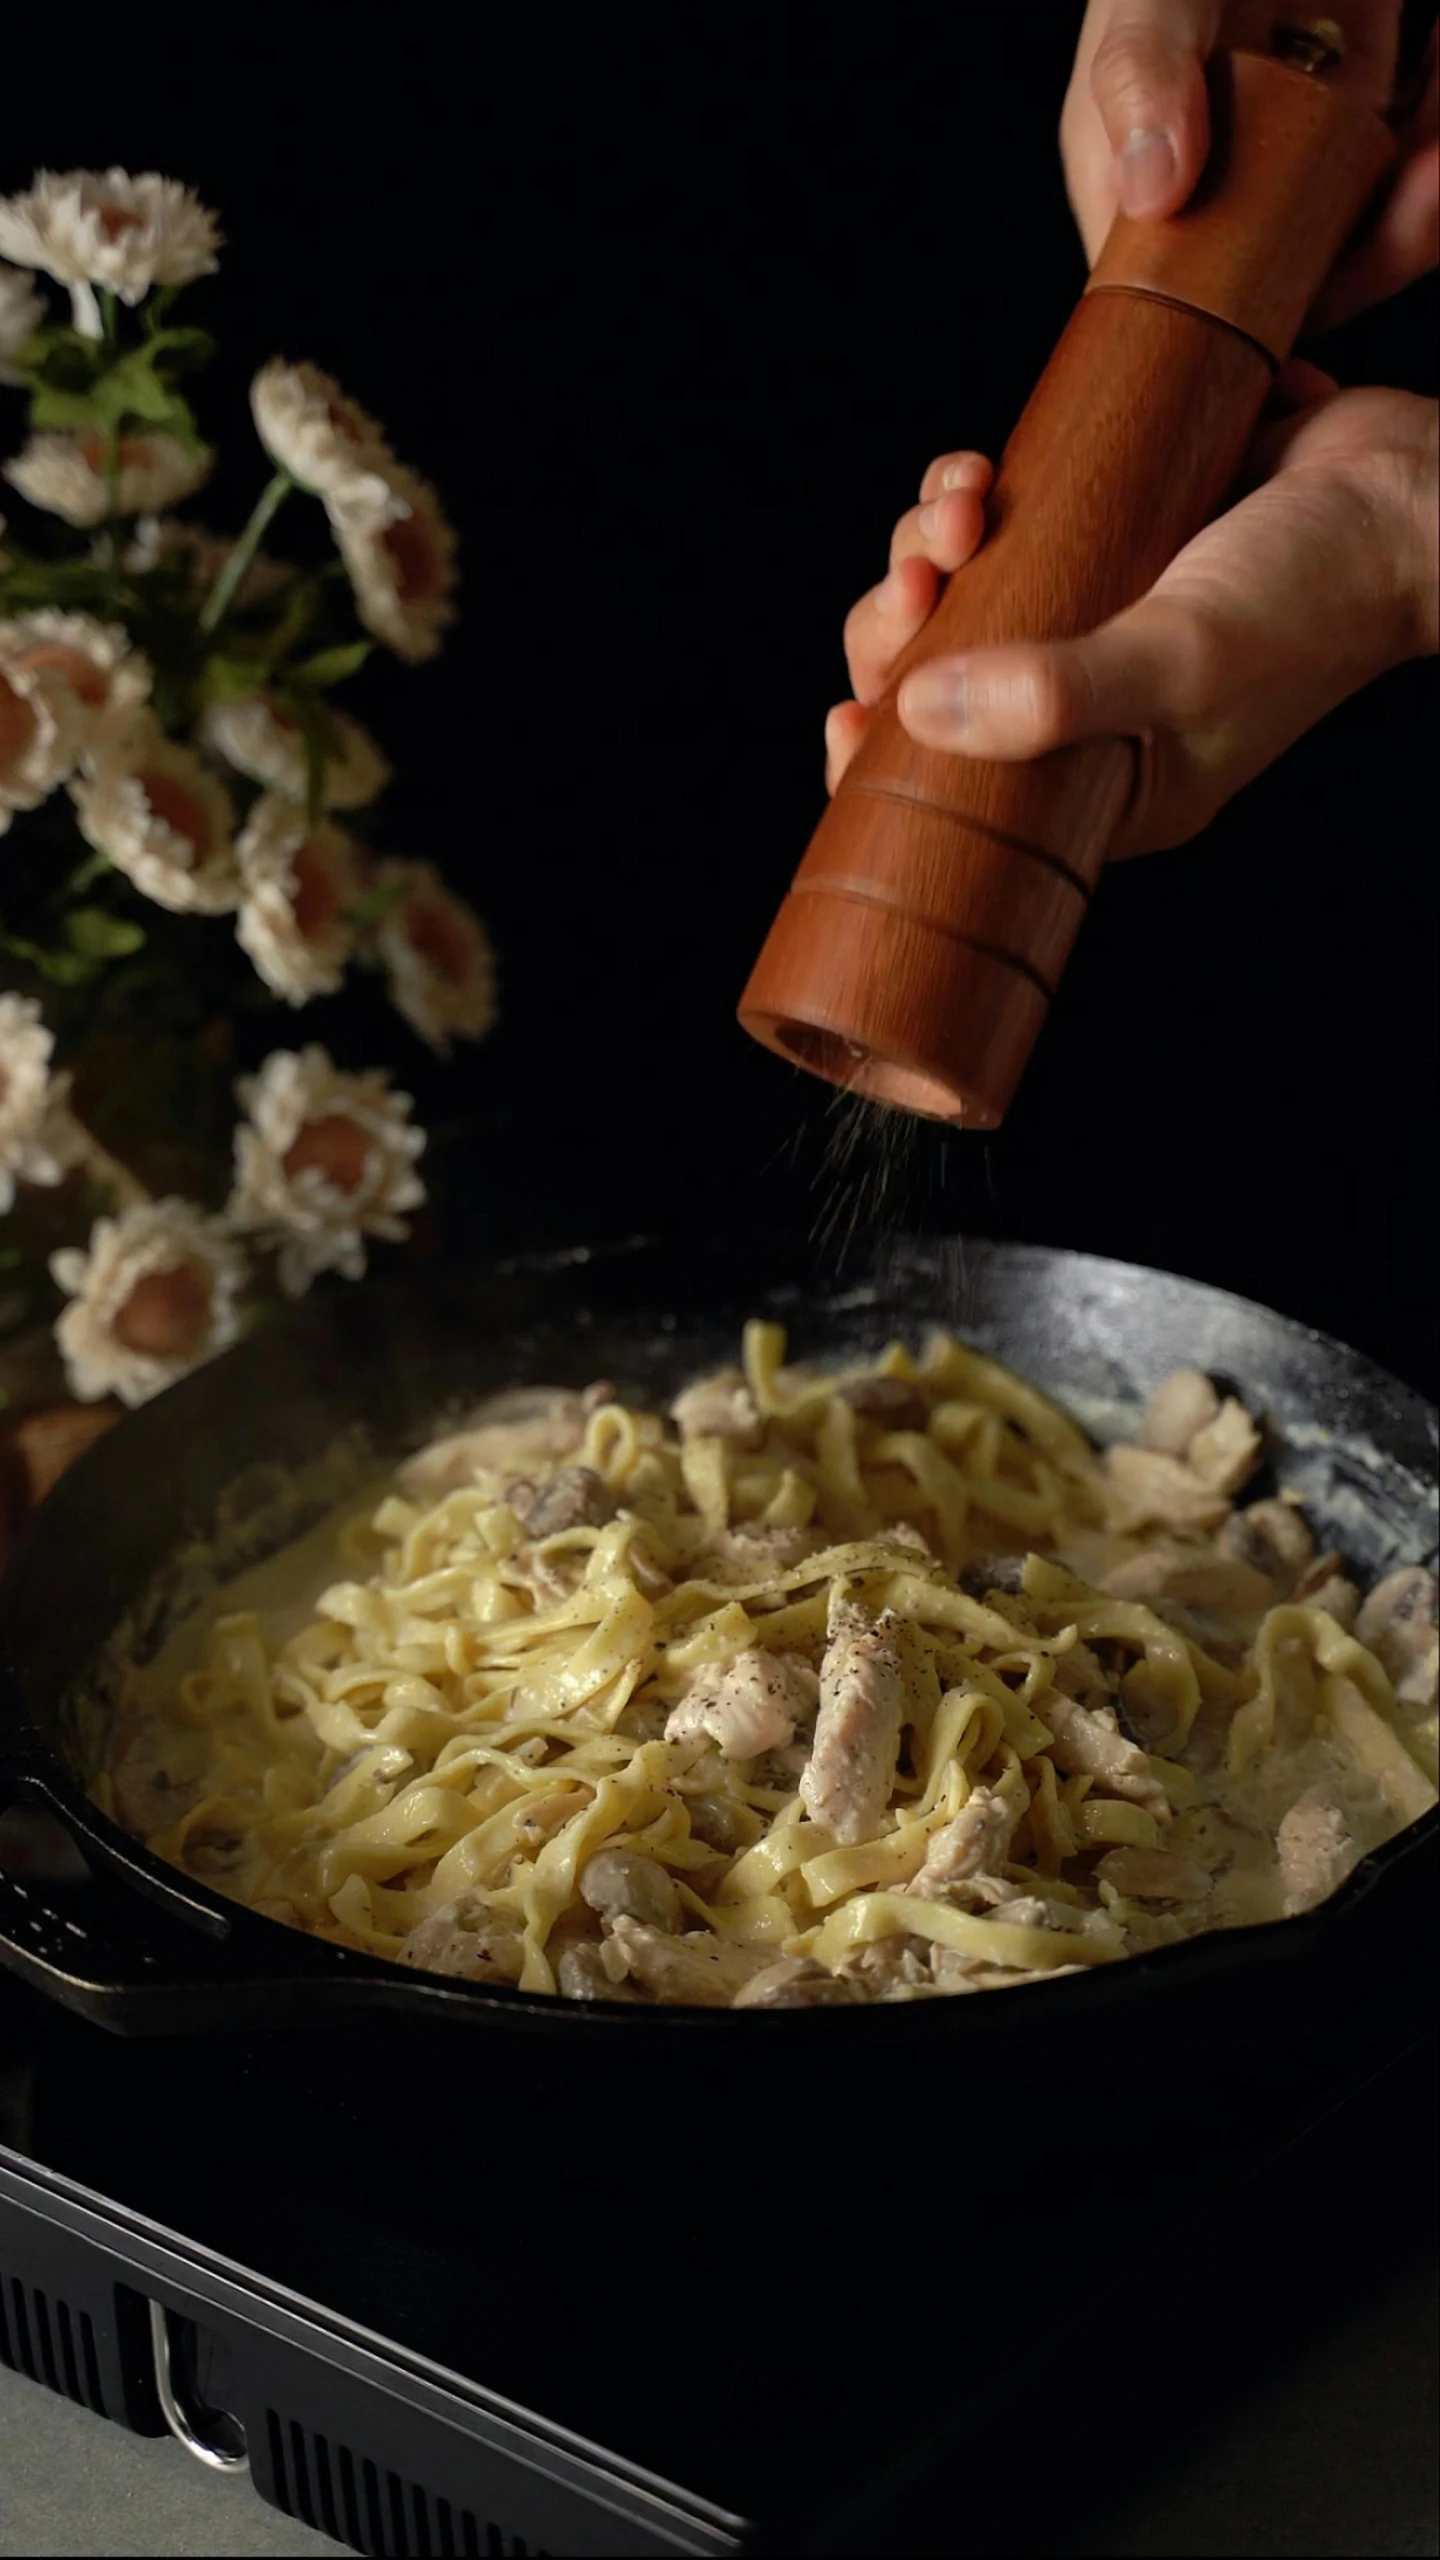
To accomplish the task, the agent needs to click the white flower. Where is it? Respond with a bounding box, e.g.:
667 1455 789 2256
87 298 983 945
376 860 497 1054
50 1199 245 1408
227 1045 425 1297
70 712 239 911
122 516 292 609
0 649 82 831
0 610 151 760
0 260 43 384
0 994 82 1212
330 463 457 664
202 691 390 809
0 171 220 305
235 797 363 1005
4 430 211 527
250 360 395 507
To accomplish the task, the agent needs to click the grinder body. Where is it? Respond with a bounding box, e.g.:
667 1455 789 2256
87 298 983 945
738 50 1394 1128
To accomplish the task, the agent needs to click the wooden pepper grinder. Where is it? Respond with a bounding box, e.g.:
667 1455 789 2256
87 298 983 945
737 26 1395 1128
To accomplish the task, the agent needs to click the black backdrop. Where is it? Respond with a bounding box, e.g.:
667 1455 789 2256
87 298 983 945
7 5 1436 1396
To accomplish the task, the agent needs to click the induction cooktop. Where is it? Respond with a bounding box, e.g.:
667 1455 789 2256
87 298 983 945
1 1847 1435 2559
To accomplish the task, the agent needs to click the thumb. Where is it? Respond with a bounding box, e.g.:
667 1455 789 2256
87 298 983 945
1088 0 1219 218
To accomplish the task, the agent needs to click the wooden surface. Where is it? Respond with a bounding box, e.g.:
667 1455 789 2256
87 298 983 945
738 47 1396 1127
1087 49 1395 362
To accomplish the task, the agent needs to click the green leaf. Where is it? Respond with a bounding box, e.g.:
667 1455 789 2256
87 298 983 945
290 640 373 690
201 652 268 704
65 908 146 960
142 326 216 374
27 385 103 432
0 927 93 988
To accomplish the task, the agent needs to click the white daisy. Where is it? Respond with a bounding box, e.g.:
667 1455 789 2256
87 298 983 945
250 360 395 507
235 797 363 1005
0 171 220 305
5 431 212 528
123 516 292 609
0 610 151 759
0 260 43 384
376 860 497 1054
330 463 457 664
202 691 390 809
0 650 82 832
0 994 81 1213
227 1045 426 1297
71 712 239 911
51 1199 246 1408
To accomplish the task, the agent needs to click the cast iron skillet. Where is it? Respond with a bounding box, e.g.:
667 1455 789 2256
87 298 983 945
0 1234 1435 2112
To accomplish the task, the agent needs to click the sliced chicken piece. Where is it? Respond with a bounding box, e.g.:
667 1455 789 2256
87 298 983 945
604 1916 766 2005
665 1647 817 1760
732 1955 861 2008
1354 1568 1439 1710
577 1846 682 1932
1100 1546 1274 1616
1187 1398 1262 1496
555 1942 643 2001
1219 1498 1315 1587
1094 1846 1213 1902
837 1375 929 1430
1041 1691 1170 1820
670 1369 764 1450
400 1390 588 1498
399 1894 526 1983
708 1523 829 1580
884 1520 934 1557
800 1606 906 1845
110 1721 211 1840
1139 1368 1220 1456
507 1465 616 1539
1275 1787 1359 1918
1102 1445 1232 1537
835 1934 935 1998
958 1552 1027 1597
906 1786 1017 1897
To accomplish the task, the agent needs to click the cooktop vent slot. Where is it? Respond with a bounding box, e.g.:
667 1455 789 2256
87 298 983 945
0 2271 105 2414
262 2410 546 2558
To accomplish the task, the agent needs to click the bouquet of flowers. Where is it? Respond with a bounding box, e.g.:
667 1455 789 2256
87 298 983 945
0 167 494 1469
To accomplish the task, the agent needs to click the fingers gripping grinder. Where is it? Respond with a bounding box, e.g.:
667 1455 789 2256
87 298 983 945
737 28 1395 1128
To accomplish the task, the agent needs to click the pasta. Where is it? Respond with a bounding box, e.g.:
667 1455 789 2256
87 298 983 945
99 1322 1439 2009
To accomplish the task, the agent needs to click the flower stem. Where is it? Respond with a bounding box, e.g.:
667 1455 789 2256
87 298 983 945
61 1116 151 1215
99 287 119 352
198 470 295 639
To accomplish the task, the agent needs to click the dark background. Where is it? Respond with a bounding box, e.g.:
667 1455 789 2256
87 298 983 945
7 3 1436 1395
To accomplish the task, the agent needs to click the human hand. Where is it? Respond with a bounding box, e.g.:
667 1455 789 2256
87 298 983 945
823 1 1439 856
825 374 1438 856
1060 0 1437 329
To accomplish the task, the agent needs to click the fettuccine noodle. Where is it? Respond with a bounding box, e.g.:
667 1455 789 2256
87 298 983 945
99 1323 1438 2009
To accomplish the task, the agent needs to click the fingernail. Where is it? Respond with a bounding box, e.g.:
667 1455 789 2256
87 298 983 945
916 501 941 538
1117 127 1178 217
899 663 969 735
873 571 898 613
941 459 983 493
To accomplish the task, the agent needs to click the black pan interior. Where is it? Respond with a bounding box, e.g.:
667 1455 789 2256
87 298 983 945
0 1233 1435 2096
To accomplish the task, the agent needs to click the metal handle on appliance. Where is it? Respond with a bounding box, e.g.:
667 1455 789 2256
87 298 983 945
148 2300 249 2474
